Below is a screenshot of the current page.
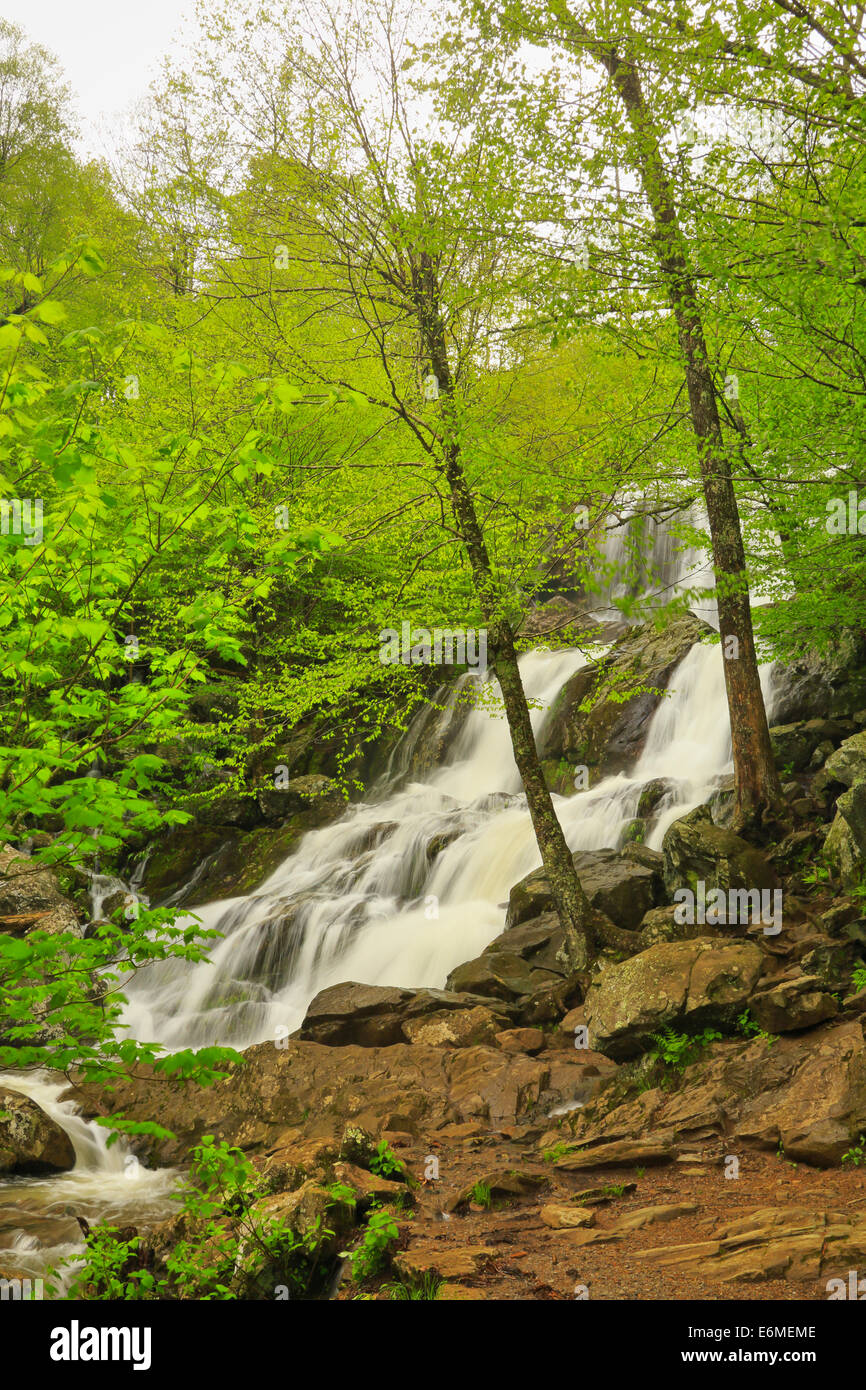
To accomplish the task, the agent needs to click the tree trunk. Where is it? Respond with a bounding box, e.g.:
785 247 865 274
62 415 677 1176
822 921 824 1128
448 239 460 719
564 26 784 829
412 252 638 964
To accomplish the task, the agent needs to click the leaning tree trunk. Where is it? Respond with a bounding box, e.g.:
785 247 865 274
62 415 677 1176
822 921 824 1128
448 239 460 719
566 25 784 829
412 253 638 965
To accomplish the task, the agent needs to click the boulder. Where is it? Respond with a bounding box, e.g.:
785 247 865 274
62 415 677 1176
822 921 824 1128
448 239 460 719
584 937 764 1058
661 806 778 901
569 1019 866 1169
749 974 838 1033
445 1167 550 1212
298 982 514 1046
0 846 80 937
506 846 663 934
769 719 851 774
838 782 866 860
824 812 863 887
0 1086 76 1175
824 731 866 788
542 614 712 775
401 1007 501 1048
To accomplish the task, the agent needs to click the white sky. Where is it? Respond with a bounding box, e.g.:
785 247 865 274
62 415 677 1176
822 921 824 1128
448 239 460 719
2 0 198 150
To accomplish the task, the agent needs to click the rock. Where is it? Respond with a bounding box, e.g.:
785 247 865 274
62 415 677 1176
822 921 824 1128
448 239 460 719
299 982 513 1046
609 1202 698 1233
583 937 764 1058
445 953 562 1003
825 731 866 787
637 778 677 820
0 1086 76 1175
539 1203 597 1229
661 807 778 901
749 974 838 1033
554 1139 674 1170
506 846 662 934
70 1037 586 1164
445 1167 550 1212
735 1022 866 1165
494 1028 545 1054
0 846 80 936
257 1180 345 1243
256 774 344 825
636 1206 866 1283
402 1007 501 1048
639 905 709 947
770 635 866 724
769 719 850 774
394 1246 497 1281
332 1161 411 1206
542 614 712 775
824 812 863 887
838 782 866 860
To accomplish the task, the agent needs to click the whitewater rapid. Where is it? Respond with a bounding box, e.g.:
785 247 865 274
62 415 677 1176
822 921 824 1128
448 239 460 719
118 637 775 1052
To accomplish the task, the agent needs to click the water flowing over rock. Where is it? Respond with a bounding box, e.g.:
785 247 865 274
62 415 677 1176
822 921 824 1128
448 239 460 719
0 1086 75 1175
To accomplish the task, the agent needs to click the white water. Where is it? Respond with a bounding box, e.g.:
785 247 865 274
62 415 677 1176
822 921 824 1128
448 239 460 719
0 505 776 1280
118 631 775 1052
0 1072 177 1285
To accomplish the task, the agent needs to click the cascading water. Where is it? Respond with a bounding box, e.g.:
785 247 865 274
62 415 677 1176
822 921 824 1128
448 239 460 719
0 504 778 1284
119 635 776 1052
0 1072 177 1286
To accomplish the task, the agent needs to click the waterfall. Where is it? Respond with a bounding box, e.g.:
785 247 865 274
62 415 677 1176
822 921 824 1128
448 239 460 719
0 1072 177 1286
119 631 775 1052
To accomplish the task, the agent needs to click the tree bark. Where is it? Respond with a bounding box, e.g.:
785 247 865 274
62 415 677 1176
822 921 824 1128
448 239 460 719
412 252 639 964
560 22 784 830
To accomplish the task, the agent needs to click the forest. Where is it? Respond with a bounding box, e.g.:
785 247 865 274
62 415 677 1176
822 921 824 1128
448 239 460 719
1 0 866 1324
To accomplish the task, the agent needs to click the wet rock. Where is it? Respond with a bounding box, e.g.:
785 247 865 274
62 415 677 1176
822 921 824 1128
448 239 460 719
256 774 344 824
0 1086 76 1175
584 937 763 1058
637 778 677 820
542 614 712 775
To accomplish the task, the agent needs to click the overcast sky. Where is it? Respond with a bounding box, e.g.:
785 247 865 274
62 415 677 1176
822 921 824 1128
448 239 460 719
2 0 197 150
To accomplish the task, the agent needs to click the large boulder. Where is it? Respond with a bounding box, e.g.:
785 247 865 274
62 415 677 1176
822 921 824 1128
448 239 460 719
297 982 515 1046
540 614 712 776
584 937 764 1058
661 806 778 902
506 845 664 934
824 730 866 788
0 1086 76 1175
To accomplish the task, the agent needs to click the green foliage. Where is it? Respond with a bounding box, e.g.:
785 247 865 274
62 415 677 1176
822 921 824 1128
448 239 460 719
649 1026 723 1073
50 1136 339 1300
340 1206 400 1283
368 1139 407 1182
